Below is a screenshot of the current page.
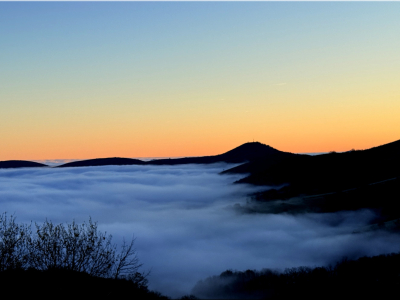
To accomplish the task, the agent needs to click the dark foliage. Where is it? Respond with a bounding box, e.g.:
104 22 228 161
0 213 168 299
192 252 400 299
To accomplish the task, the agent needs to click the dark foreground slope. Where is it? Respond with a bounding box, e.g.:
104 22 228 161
225 139 400 191
0 268 168 299
226 139 400 224
56 142 295 168
0 160 48 169
192 252 400 299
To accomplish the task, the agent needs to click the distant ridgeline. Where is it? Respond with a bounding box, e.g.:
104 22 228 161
1 139 399 174
0 160 48 169
1 139 400 228
0 142 294 168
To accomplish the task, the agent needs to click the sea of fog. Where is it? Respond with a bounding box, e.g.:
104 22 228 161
1 163 400 298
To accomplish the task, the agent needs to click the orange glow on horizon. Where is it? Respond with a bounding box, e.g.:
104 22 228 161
1 133 399 162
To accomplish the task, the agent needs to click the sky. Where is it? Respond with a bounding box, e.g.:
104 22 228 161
1 2 400 160
2 163 400 298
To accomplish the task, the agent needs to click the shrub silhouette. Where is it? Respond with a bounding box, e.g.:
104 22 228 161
0 212 30 271
0 212 168 298
0 212 145 282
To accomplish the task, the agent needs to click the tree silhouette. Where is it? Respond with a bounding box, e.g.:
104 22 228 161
0 213 30 271
0 213 145 282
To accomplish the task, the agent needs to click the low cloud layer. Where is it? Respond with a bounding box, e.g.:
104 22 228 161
1 164 399 298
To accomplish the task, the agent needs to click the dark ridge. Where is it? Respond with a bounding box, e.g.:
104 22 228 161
191 252 400 299
57 157 146 168
56 142 291 168
0 160 48 169
230 139 400 190
242 177 400 225
229 138 400 223
362 137 400 156
147 142 294 165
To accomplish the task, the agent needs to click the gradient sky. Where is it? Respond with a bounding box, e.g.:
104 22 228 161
1 2 399 160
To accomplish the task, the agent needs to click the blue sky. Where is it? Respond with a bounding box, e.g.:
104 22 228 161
1 2 400 159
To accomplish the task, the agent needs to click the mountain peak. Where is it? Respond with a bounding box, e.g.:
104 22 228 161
216 141 290 163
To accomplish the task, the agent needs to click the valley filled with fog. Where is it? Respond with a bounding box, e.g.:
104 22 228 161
1 164 399 298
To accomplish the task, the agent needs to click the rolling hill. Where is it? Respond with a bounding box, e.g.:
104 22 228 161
225 139 400 193
146 142 295 165
57 157 147 168
55 142 294 168
0 160 48 169
226 138 400 226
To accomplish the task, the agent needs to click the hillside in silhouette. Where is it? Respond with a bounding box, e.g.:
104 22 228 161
192 252 400 299
226 139 400 225
0 160 48 169
55 142 294 168
57 157 147 168
226 139 400 190
146 142 295 165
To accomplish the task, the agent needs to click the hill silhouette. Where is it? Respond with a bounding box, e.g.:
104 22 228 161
146 142 295 165
57 157 147 168
0 160 48 169
192 252 400 299
55 142 293 168
226 138 400 225
226 139 400 192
